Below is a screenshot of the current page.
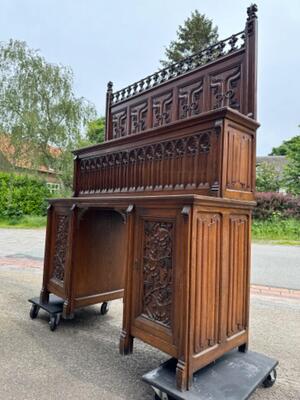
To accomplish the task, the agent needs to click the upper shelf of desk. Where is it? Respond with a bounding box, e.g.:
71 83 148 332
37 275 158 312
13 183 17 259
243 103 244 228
104 5 258 141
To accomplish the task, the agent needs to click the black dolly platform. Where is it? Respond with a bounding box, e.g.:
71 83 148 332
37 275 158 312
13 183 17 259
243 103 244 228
143 350 278 400
28 295 109 331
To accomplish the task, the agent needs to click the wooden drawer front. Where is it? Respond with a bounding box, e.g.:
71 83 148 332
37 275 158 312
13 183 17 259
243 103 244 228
227 215 249 336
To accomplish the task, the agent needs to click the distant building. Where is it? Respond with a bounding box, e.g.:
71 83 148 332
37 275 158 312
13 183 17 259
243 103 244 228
256 156 287 175
0 133 61 194
256 155 288 193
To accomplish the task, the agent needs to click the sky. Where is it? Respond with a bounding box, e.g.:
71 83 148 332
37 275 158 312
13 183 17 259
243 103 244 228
1 0 299 155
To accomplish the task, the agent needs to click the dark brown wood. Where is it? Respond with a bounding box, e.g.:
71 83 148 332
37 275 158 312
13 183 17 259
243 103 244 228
41 201 130 317
102 6 257 140
73 109 258 200
39 5 258 391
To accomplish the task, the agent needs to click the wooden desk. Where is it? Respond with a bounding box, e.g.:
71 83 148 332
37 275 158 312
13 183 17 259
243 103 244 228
40 5 258 391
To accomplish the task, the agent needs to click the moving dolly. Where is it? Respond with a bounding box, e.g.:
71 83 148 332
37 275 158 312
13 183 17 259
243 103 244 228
28 294 109 331
143 350 278 400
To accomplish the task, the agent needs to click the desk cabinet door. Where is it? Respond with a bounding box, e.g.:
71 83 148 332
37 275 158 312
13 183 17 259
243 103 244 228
131 207 186 355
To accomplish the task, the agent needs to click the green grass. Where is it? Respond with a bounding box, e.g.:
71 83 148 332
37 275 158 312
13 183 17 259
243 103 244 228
252 218 300 244
0 215 46 228
0 215 299 245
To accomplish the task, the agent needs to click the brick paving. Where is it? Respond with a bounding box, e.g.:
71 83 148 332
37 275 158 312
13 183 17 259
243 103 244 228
0 228 300 399
0 265 299 399
2 254 300 300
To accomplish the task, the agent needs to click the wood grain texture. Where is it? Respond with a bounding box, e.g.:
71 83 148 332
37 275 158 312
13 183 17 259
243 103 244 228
193 213 221 354
40 5 258 391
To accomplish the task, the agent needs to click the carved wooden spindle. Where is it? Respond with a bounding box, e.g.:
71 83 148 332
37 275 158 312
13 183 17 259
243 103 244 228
229 35 238 51
139 80 144 92
145 76 151 89
217 41 225 57
160 69 167 82
153 73 159 86
132 83 138 95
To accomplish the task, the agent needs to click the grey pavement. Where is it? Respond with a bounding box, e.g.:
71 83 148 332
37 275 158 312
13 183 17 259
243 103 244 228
251 244 300 290
0 264 300 400
1 228 299 289
0 228 45 259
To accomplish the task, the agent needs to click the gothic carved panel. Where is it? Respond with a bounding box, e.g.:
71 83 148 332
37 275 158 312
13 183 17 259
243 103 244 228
77 131 213 194
152 91 173 127
52 214 69 282
193 213 221 353
178 80 204 119
210 66 241 111
226 129 252 191
227 215 249 336
130 101 148 134
142 221 174 328
112 109 127 138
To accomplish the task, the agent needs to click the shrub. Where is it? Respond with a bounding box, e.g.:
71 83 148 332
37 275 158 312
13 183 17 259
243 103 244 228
0 172 51 218
254 192 300 220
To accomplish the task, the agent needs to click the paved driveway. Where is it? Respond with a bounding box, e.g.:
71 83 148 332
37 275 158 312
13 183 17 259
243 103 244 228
0 263 299 400
0 228 299 289
0 228 45 259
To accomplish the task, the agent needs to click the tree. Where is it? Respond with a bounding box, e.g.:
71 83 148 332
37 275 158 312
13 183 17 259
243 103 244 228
86 117 105 144
160 10 219 67
282 134 300 195
270 135 300 156
0 39 96 188
256 162 281 192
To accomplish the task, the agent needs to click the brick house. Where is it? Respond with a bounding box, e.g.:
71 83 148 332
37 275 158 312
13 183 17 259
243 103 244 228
0 134 61 193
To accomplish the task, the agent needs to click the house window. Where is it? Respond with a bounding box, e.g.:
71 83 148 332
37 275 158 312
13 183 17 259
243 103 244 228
46 182 61 194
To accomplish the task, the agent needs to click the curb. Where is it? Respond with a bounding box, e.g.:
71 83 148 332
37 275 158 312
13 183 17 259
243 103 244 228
251 284 300 299
1 257 300 300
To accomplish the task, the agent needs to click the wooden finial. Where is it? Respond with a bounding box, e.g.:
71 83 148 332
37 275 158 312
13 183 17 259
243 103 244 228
107 81 113 92
247 4 258 20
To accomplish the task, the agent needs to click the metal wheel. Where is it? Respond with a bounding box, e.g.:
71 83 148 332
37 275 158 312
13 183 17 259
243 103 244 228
30 304 39 319
100 302 109 315
153 390 175 400
49 315 58 331
262 369 277 388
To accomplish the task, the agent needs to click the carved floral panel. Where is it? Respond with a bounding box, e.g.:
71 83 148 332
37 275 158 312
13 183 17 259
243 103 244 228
142 221 174 328
52 214 69 282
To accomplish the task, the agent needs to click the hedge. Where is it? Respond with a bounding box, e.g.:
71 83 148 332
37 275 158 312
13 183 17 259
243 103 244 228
0 172 51 218
254 192 300 220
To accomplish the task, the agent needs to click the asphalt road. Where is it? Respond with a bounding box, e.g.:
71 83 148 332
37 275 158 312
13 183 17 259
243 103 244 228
0 228 299 290
0 264 299 400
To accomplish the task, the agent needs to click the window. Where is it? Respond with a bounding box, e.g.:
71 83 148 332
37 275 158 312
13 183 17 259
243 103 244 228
46 182 61 194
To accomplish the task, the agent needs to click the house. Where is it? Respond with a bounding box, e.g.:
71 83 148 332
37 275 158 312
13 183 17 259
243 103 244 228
256 155 288 193
256 156 288 176
0 133 61 193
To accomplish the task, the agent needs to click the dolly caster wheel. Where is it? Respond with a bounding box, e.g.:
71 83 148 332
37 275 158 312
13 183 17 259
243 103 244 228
49 315 60 331
262 369 277 388
100 302 109 315
30 304 39 319
154 391 175 400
